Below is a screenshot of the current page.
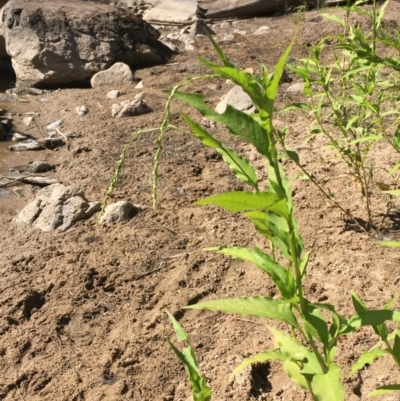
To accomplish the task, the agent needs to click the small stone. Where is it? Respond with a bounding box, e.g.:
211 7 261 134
233 29 247 36
47 119 63 130
0 109 5 116
221 34 235 43
91 62 136 88
9 139 44 151
185 43 196 51
99 201 139 224
76 105 88 116
107 90 120 99
135 81 143 89
286 82 305 93
23 116 33 126
207 84 222 91
25 160 54 173
216 85 253 114
1 119 12 130
253 26 271 35
220 21 231 29
12 133 30 141
38 137 65 149
111 93 152 118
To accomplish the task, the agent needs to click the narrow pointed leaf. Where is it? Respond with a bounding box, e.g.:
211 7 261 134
350 349 390 375
206 246 294 299
166 310 189 342
229 351 285 382
186 297 298 328
196 191 289 218
181 114 258 188
282 360 310 390
369 384 400 396
348 310 400 329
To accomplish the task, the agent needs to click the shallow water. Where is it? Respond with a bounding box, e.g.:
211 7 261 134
0 64 23 197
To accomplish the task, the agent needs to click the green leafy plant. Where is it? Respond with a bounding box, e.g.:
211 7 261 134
164 35 400 400
101 8 400 398
166 311 212 401
283 0 400 230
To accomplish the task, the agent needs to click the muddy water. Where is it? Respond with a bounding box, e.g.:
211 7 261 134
0 64 24 197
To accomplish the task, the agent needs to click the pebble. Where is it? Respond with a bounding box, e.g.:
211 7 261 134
76 105 89 116
23 116 33 126
286 82 305 93
47 119 63 130
25 161 54 173
12 133 30 141
107 90 120 99
253 26 271 35
9 139 44 151
135 81 143 89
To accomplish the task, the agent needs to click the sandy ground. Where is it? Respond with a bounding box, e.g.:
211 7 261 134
1 3 400 400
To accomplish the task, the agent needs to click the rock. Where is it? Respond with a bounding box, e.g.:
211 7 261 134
91 62 136 88
25 161 54 173
111 92 152 118
46 119 63 130
1 118 12 130
0 5 7 58
135 81 143 89
6 87 45 95
0 93 20 102
253 26 270 35
190 20 215 36
215 85 253 114
0 122 7 141
11 132 30 141
286 82 305 93
37 137 65 149
0 109 5 116
99 201 138 224
3 0 172 88
13 183 101 232
23 116 33 126
107 90 120 99
185 43 196 52
76 105 88 116
9 139 44 151
143 0 197 24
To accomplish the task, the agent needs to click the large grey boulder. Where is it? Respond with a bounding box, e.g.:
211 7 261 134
2 0 172 88
13 183 100 232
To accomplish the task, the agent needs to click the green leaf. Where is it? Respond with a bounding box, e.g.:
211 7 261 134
348 310 400 329
348 134 382 145
229 351 285 382
376 241 400 247
368 384 400 396
199 60 267 111
206 32 235 68
321 13 346 28
299 249 312 280
186 297 299 328
270 327 323 374
266 33 297 117
311 363 344 401
302 306 330 345
207 246 295 299
167 311 212 401
382 190 400 197
282 360 310 390
173 91 270 157
196 191 289 218
393 331 400 363
181 114 258 188
350 349 390 375
166 310 189 342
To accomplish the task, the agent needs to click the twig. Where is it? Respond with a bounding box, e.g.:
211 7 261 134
55 128 70 151
17 387 26 401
